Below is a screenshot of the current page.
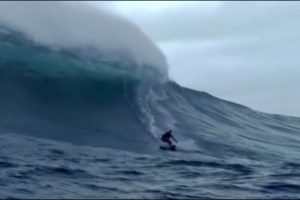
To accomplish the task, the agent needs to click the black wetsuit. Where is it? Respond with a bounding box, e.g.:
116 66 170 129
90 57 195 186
161 131 174 147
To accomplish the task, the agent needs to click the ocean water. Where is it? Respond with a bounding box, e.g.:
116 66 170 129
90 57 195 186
1 133 300 199
1 4 300 198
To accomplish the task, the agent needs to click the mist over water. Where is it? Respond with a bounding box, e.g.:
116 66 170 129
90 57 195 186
0 1 168 76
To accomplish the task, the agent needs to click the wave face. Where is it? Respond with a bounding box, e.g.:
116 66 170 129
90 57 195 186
1 2 300 162
0 27 164 153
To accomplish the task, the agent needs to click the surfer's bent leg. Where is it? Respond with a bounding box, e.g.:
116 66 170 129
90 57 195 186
162 137 173 147
167 140 173 147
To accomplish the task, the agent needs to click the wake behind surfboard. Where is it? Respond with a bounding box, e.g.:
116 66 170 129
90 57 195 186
159 145 176 151
159 144 203 154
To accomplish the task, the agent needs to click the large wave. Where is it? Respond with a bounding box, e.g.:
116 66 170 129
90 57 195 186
0 26 163 153
0 1 169 153
1 2 300 161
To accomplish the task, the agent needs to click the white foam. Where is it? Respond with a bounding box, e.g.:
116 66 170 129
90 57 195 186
0 1 168 76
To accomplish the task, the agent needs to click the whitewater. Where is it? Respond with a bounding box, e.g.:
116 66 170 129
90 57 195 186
0 2 300 198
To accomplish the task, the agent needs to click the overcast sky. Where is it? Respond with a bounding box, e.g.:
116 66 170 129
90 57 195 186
89 1 300 117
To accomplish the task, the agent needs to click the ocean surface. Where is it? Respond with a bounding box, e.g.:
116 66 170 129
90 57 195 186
1 13 300 198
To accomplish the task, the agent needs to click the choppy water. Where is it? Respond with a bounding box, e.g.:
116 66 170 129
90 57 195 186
1 133 300 199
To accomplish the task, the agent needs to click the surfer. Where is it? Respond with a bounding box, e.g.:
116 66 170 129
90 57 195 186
161 130 177 148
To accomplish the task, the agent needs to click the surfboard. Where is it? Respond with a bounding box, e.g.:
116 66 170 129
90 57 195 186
159 145 176 151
